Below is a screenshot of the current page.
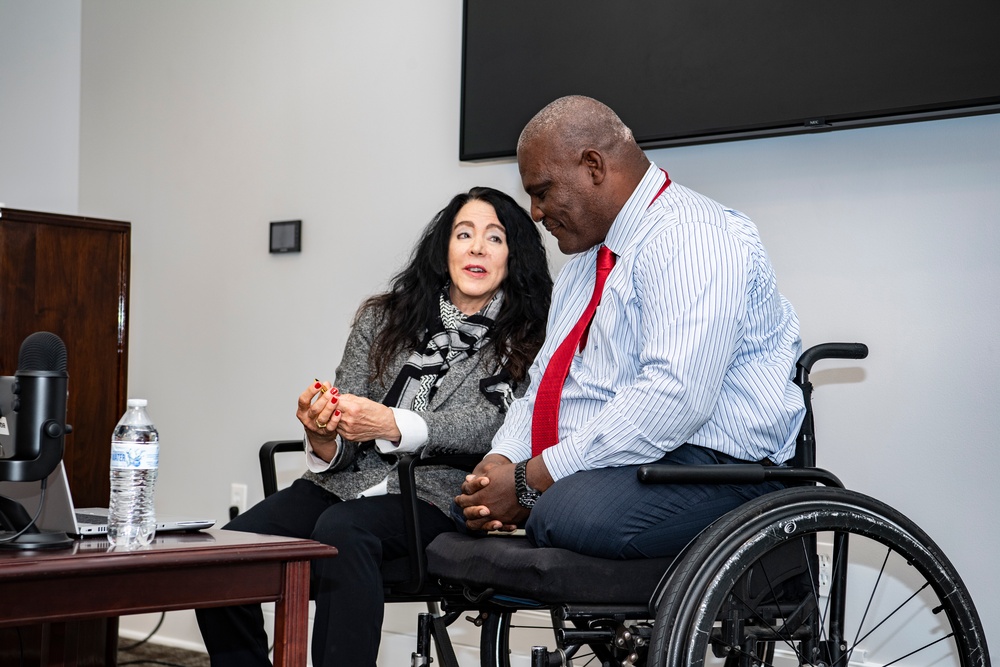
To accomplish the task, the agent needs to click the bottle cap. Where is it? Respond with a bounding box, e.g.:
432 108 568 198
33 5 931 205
127 398 148 407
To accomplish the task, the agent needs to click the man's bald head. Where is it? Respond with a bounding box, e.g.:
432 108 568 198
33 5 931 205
517 96 645 167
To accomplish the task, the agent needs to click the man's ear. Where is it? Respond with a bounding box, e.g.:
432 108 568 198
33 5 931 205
580 148 606 185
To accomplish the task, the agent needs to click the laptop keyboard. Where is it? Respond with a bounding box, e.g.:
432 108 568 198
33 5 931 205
75 512 107 525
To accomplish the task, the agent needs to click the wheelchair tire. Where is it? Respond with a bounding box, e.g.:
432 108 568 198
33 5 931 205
480 607 590 667
480 609 513 667
647 486 989 667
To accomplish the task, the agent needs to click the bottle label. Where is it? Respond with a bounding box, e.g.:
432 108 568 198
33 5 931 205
110 441 159 469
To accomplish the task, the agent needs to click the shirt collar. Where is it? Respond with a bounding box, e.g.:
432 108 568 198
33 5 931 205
603 162 668 257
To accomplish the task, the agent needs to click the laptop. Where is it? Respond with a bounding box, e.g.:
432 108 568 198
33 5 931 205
0 461 215 537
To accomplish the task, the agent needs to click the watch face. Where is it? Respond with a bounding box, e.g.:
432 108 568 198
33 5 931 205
517 492 537 509
520 487 539 507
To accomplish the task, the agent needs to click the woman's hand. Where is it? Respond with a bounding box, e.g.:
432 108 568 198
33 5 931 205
297 380 342 461
333 394 401 443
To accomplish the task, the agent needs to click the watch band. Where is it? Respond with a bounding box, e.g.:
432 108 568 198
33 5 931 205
514 459 541 509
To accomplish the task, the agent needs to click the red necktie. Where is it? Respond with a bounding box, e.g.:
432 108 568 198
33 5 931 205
531 245 616 456
529 170 670 457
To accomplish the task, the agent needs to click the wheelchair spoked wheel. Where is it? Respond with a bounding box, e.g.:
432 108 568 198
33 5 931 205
647 486 989 667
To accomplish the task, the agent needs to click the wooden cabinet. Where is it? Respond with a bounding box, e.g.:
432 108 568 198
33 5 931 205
0 208 130 507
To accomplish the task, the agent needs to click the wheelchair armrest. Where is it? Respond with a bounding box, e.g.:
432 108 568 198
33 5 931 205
259 439 306 497
636 463 844 489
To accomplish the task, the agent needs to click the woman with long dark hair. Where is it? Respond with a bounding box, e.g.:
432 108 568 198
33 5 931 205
196 187 552 667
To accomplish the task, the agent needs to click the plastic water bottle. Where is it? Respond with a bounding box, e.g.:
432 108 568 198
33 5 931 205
108 398 159 548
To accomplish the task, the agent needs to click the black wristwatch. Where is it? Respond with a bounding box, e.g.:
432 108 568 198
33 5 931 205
514 460 541 509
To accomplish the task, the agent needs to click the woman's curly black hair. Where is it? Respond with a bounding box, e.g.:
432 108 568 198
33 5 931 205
360 186 552 385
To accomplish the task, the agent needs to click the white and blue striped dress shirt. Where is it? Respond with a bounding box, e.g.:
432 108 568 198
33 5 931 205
490 163 805 481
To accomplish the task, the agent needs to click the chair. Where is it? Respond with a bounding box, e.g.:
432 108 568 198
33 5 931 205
258 442 479 664
261 343 991 667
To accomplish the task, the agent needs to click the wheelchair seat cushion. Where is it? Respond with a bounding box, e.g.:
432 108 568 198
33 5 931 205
426 532 673 605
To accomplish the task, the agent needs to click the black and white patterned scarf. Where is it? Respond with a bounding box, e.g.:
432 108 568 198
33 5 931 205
382 289 514 413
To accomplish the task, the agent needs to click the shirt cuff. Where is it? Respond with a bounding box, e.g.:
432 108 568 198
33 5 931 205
540 441 588 481
304 432 344 473
374 408 428 454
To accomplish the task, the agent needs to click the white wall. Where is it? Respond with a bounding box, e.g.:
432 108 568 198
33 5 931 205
2 0 997 660
0 0 81 213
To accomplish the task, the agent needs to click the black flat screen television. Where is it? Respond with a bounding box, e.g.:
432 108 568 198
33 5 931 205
460 0 1000 161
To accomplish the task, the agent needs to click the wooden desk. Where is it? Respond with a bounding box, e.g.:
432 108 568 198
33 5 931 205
0 530 337 666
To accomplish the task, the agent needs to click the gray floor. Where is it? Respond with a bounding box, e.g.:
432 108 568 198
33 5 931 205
117 638 211 667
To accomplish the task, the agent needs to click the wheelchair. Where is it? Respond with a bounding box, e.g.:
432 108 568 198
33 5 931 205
260 343 990 667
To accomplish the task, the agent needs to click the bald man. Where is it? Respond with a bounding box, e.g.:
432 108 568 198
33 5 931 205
455 96 805 558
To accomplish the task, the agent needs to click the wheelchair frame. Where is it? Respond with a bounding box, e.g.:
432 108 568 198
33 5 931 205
259 343 991 667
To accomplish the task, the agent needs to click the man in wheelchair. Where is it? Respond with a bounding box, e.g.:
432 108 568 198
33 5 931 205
441 96 987 667
454 94 802 560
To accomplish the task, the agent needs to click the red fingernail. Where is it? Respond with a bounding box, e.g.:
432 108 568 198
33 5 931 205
331 396 338 404
314 382 322 389
334 410 341 417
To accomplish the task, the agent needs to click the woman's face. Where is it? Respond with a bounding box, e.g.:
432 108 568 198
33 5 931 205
447 199 509 315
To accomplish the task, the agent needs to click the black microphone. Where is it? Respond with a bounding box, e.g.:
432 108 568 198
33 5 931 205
0 332 71 481
18 332 68 374
0 333 76 548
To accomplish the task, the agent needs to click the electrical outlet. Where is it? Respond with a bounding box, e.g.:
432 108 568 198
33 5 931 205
817 539 833 598
230 483 248 515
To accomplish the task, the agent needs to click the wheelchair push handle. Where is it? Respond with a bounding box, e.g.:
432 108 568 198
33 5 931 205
796 342 868 375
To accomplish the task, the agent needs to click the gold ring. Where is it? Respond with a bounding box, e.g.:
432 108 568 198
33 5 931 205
316 421 328 429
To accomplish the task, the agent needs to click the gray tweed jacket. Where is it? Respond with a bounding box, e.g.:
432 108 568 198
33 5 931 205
303 304 522 514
